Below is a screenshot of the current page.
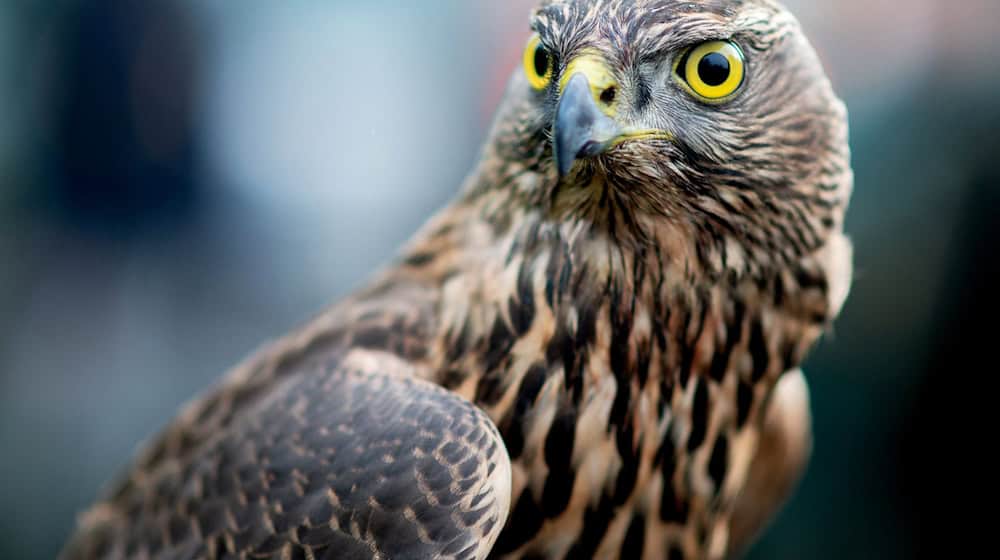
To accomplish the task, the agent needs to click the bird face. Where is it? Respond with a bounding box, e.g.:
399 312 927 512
490 0 851 266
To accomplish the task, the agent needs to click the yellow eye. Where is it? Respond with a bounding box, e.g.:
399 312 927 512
676 40 745 101
523 35 554 90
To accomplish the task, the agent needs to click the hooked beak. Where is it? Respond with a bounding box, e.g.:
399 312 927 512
553 72 621 177
552 53 673 178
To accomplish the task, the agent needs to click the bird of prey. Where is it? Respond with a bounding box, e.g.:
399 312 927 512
63 0 852 558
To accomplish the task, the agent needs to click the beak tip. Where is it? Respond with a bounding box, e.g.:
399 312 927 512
553 132 577 177
555 151 573 178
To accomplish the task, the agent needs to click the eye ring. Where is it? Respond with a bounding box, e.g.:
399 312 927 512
523 35 554 90
675 40 745 102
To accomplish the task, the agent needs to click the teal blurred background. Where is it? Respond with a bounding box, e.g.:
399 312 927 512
1 1 997 558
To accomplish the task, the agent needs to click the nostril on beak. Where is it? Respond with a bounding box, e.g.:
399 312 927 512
599 86 616 105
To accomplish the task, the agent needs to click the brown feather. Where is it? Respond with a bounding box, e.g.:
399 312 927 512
63 2 852 559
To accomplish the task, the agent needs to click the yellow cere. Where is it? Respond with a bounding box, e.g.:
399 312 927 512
523 35 554 90
559 50 619 117
680 40 745 101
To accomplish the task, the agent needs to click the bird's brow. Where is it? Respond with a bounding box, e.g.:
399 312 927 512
533 5 742 62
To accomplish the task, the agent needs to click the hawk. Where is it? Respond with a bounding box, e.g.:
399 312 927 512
64 0 852 558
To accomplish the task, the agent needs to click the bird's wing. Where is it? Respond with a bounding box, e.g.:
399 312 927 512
63 349 512 560
727 368 813 558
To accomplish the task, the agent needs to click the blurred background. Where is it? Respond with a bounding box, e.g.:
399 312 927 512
1 1 996 558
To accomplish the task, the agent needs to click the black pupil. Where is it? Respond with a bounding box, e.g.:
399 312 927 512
698 52 730 87
534 45 550 77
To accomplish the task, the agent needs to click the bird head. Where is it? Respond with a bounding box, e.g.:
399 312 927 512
476 0 851 272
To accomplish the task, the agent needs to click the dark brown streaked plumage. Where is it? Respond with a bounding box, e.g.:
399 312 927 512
63 1 853 559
